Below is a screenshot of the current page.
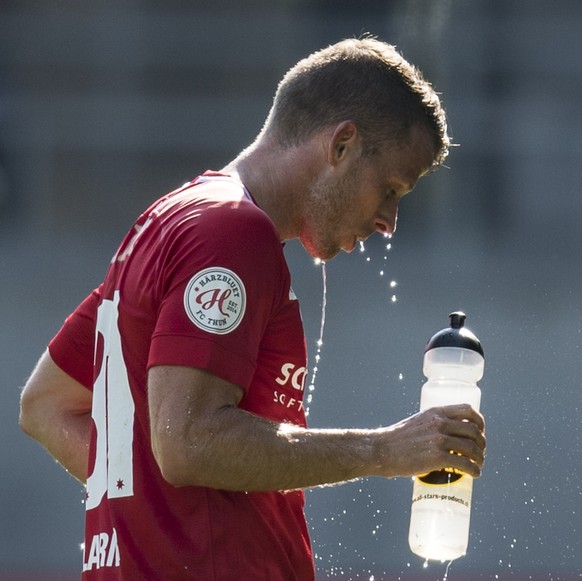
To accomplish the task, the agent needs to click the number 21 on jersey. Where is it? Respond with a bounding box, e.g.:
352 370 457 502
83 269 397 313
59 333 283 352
86 291 135 511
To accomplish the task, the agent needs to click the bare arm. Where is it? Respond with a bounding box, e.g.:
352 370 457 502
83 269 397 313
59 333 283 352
20 350 92 484
149 365 486 491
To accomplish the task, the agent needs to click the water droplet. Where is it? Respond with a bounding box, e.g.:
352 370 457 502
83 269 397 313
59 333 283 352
305 262 327 416
391 295 397 303
390 280 397 288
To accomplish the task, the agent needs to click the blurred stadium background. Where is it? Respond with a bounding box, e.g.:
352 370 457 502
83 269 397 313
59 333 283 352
1 1 581 579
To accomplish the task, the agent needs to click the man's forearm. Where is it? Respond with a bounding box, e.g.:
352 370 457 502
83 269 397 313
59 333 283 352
153 402 485 492
21 401 91 484
45 413 90 484
165 407 377 491
20 350 92 484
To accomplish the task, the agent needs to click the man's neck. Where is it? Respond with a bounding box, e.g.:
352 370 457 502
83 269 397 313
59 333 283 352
221 135 322 242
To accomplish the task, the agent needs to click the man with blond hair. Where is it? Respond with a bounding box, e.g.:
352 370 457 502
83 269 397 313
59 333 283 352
21 37 485 580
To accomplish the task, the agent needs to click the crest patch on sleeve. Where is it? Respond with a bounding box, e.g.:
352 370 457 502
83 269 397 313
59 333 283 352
183 267 246 335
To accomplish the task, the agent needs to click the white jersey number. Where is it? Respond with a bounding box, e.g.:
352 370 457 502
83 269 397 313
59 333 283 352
86 291 135 510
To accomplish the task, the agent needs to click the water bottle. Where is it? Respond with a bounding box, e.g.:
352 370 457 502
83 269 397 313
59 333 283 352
408 311 484 562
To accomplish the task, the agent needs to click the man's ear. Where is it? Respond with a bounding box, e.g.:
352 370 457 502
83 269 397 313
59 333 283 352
327 121 359 166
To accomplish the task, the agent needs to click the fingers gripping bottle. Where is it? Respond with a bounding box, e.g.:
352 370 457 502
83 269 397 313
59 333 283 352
408 311 484 562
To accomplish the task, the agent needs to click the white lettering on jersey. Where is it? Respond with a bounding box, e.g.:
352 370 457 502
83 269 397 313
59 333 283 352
275 363 306 391
112 216 154 263
82 528 120 571
273 391 305 413
184 267 246 335
86 291 135 511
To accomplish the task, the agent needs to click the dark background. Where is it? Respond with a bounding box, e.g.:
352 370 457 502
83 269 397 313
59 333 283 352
1 1 581 579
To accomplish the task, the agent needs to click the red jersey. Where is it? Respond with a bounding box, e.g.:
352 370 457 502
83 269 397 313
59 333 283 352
48 173 314 580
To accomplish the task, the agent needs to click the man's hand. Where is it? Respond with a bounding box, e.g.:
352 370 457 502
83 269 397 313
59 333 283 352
374 404 486 479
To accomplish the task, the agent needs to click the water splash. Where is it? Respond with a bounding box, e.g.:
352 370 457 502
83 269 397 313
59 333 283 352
358 238 398 302
305 259 327 416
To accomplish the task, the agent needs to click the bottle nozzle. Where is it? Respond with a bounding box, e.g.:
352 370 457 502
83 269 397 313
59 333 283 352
425 311 484 356
449 311 466 329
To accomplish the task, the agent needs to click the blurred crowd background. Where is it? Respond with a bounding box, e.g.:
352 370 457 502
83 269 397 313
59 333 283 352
1 1 581 579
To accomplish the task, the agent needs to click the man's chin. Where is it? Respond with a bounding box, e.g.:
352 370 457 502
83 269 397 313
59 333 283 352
315 247 341 262
299 239 339 262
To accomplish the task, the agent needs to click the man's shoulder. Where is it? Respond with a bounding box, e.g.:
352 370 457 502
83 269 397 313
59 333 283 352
186 176 278 239
145 177 278 257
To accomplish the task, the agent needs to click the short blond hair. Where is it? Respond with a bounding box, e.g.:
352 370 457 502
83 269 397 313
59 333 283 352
264 37 450 168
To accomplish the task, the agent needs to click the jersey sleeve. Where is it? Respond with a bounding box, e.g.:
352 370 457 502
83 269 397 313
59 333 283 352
147 200 288 391
47 287 101 390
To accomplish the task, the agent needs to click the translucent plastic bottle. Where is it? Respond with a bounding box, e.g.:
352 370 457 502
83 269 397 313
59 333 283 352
408 311 484 562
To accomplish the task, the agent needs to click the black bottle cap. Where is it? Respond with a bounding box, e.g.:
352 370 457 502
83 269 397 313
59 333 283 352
425 311 484 356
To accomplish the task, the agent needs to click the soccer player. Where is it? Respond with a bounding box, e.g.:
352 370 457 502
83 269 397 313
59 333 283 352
20 37 486 580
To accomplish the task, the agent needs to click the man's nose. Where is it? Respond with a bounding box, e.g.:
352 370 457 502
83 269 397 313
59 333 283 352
375 199 399 236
